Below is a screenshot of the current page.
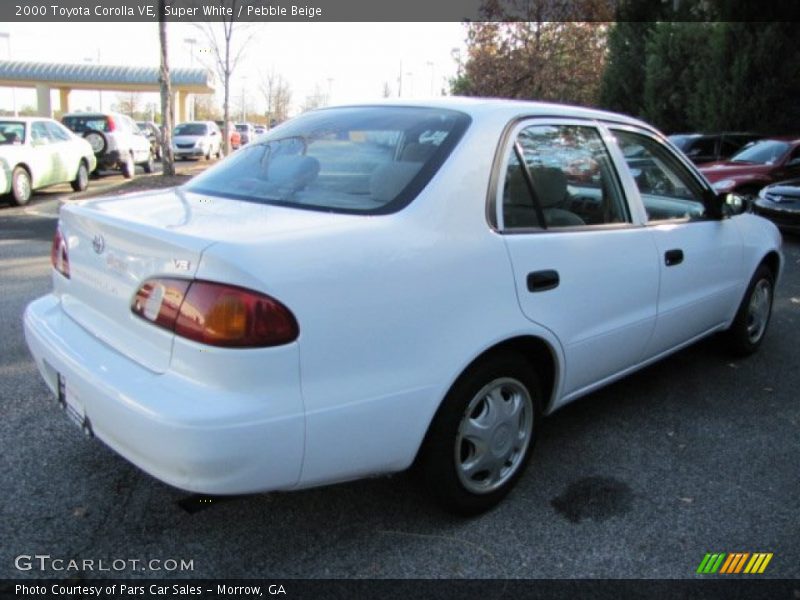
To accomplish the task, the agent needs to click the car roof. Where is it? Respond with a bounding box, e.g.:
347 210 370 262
0 116 55 123
317 97 658 132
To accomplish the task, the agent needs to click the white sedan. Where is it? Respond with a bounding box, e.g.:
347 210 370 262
0 117 96 205
24 100 782 515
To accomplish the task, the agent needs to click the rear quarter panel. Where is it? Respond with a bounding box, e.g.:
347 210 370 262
194 116 564 488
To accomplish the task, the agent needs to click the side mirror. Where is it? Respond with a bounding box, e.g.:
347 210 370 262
787 157 800 167
721 192 748 217
210 130 218 136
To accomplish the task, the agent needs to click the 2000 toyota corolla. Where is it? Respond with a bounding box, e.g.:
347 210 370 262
24 100 782 515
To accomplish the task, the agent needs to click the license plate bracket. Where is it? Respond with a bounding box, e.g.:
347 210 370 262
56 373 92 436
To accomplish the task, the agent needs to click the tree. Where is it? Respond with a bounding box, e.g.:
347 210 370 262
259 69 292 126
301 83 328 112
115 92 142 118
194 94 221 121
194 2 258 154
158 0 175 176
454 0 613 106
642 22 713 133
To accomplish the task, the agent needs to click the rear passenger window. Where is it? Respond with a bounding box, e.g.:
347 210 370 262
612 129 707 222
500 124 629 230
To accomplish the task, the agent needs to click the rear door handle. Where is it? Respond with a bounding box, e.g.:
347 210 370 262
664 249 684 266
527 270 560 292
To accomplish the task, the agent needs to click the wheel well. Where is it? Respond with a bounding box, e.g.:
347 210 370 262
412 335 558 468
761 251 781 280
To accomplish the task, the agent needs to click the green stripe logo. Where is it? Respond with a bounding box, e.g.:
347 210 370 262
697 553 726 574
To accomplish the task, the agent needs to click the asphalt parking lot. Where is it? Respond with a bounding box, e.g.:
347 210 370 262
1 188 798 580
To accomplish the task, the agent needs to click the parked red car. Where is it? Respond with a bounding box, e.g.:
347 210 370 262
700 137 800 200
214 120 241 152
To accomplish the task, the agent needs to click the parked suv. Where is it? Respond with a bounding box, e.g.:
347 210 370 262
62 112 153 178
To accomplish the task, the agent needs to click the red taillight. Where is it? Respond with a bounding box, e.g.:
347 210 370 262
105 115 116 132
131 278 299 348
50 227 70 278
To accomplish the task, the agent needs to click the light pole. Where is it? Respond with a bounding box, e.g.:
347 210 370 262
184 37 197 120
426 61 435 96
0 32 17 116
84 50 102 111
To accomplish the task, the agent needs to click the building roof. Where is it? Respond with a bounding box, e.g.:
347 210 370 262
0 60 214 93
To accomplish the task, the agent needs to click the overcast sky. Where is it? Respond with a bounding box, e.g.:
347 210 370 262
0 22 467 118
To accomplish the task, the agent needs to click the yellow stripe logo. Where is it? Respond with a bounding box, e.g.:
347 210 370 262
697 552 773 574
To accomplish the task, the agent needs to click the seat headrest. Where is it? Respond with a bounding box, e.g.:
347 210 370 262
400 143 436 163
266 155 320 193
529 167 567 208
369 162 421 204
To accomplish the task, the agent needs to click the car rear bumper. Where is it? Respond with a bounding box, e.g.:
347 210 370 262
23 294 305 494
96 150 122 170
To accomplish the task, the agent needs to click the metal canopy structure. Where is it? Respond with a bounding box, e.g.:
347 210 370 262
0 60 215 121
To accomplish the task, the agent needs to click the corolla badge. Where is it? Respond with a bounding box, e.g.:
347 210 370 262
92 234 105 254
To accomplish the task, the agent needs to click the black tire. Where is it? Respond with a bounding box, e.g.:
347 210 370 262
417 353 542 516
121 152 135 179
142 153 155 174
722 264 774 356
70 161 89 192
10 166 32 206
83 130 107 155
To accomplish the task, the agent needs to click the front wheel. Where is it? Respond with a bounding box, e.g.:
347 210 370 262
722 264 774 356
11 166 32 205
418 353 541 516
142 153 155 174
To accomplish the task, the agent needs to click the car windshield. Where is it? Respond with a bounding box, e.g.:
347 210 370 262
187 106 471 214
0 121 25 144
175 123 208 136
731 140 790 165
235 124 248 132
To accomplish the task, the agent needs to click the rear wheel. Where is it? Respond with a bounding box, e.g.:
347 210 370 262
121 152 135 179
70 161 89 192
418 353 541 516
10 166 32 205
722 264 774 356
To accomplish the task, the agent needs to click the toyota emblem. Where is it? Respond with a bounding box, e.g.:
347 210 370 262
92 234 105 254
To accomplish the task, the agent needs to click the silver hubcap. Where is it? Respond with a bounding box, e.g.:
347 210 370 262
455 377 533 494
746 279 771 343
14 171 30 199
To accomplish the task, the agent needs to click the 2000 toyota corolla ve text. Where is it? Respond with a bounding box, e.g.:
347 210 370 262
24 99 782 515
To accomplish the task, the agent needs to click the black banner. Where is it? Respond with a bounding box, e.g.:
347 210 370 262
2 579 800 600
2 0 799 23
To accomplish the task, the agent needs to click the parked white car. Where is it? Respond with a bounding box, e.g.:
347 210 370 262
0 117 96 206
172 121 223 160
61 111 153 179
24 100 782 515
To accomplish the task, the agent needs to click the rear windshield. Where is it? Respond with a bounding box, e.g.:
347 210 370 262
175 123 208 136
186 106 471 214
62 115 110 133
